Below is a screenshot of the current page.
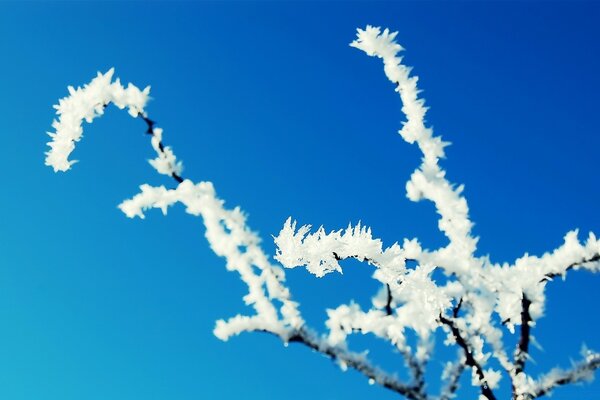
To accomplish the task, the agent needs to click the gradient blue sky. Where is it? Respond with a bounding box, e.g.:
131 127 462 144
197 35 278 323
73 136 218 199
0 2 598 399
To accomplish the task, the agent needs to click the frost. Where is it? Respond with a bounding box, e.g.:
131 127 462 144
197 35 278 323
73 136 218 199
47 25 599 400
45 68 182 178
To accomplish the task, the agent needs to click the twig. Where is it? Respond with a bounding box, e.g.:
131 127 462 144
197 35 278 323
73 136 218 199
137 113 184 183
439 314 497 400
385 284 393 316
515 294 532 375
540 254 600 282
259 327 427 400
531 352 600 399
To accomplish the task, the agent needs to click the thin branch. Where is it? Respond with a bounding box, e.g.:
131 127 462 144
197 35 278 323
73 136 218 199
333 252 417 271
511 294 533 399
438 300 466 400
341 314 427 397
540 254 600 282
514 294 532 375
332 251 382 268
401 347 427 399
385 283 393 316
453 298 463 318
137 113 184 183
439 314 497 400
259 327 426 400
530 352 600 399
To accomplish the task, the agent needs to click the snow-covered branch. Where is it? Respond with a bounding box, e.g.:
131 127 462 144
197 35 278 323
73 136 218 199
44 67 429 397
530 350 600 399
271 327 425 400
46 25 599 400
514 294 532 377
439 313 498 400
45 68 183 179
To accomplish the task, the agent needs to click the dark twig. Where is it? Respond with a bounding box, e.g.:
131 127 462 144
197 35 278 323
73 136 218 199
515 294 532 375
332 252 381 268
137 113 184 184
540 254 600 282
453 298 463 318
332 252 416 273
438 299 466 400
439 313 497 400
511 294 533 399
385 284 393 316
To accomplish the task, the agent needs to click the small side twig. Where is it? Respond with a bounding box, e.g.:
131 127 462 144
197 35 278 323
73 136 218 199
514 294 532 376
530 352 600 399
540 254 600 282
385 283 393 316
137 113 184 183
439 313 497 400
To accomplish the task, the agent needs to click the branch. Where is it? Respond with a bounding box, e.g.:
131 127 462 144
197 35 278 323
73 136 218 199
453 298 463 318
540 253 600 282
276 327 426 400
125 101 436 400
385 283 393 316
332 251 382 269
137 113 183 183
47 30 600 400
437 300 466 400
324 302 428 397
514 294 532 375
439 314 497 400
530 352 600 399
403 347 427 399
274 219 406 278
351 26 479 276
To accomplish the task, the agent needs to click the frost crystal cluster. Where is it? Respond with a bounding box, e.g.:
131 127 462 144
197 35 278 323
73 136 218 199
46 26 599 400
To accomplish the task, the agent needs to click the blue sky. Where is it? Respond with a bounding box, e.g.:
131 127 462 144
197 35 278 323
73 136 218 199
0 1 598 399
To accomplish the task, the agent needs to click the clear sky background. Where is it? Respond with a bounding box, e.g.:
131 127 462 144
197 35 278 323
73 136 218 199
0 1 598 399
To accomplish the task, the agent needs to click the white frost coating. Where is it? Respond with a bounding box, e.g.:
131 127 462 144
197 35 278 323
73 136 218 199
472 368 502 390
45 68 182 178
272 25 600 398
395 265 452 337
350 26 476 271
274 218 406 279
148 127 183 177
47 27 600 400
46 68 150 172
489 230 600 330
514 348 600 399
46 67 424 399
325 303 407 348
